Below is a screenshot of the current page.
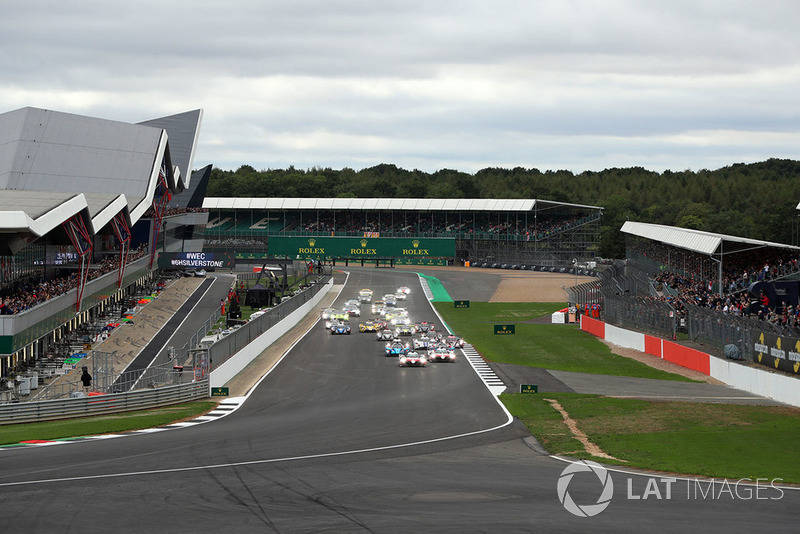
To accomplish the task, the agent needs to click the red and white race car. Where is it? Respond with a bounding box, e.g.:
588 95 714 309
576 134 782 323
427 346 456 363
399 350 427 367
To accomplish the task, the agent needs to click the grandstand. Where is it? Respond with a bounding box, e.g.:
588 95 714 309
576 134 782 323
572 221 800 378
201 197 602 267
0 107 206 382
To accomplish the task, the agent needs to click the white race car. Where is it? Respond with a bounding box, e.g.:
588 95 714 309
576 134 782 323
427 346 456 363
376 329 396 342
399 350 427 367
415 321 436 334
412 335 434 350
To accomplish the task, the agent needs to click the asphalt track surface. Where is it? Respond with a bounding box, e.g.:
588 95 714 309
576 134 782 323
0 269 798 533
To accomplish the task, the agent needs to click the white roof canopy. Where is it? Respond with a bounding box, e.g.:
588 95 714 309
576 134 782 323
203 197 602 212
621 221 800 256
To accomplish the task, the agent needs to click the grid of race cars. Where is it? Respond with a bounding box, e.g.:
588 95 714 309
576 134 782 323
321 286 465 367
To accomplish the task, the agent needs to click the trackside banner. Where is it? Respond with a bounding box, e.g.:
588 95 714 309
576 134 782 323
753 331 800 375
158 252 234 269
267 236 455 260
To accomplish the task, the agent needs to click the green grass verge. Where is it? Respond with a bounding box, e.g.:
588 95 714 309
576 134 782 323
0 400 217 446
502 392 800 482
434 301 696 382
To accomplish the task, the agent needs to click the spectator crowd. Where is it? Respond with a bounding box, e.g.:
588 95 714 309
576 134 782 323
0 245 148 315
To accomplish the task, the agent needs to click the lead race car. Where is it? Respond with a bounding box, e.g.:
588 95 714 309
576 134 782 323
399 350 427 367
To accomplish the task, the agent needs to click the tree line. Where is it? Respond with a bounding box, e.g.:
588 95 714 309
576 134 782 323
206 159 800 258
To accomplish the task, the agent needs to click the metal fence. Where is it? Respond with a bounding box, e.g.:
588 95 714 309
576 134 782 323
205 275 331 370
594 261 800 362
0 379 209 425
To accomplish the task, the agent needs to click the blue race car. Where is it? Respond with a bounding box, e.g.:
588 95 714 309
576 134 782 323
330 320 351 335
385 340 410 356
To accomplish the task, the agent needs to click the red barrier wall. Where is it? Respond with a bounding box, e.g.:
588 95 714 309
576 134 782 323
662 341 710 375
581 315 605 339
644 335 662 358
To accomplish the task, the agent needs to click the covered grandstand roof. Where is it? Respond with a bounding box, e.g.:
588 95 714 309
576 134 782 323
0 106 203 253
202 197 602 211
138 109 203 191
621 221 800 255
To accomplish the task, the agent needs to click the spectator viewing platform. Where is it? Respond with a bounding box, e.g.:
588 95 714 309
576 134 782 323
0 106 204 380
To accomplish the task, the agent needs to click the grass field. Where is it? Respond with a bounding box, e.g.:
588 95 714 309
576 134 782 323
434 301 696 382
0 401 217 446
502 392 800 483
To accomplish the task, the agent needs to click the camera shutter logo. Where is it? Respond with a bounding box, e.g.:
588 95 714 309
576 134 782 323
557 460 614 517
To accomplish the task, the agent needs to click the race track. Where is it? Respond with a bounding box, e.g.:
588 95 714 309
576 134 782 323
0 268 797 533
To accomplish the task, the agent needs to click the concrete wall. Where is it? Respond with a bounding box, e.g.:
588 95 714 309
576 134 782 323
710 358 800 407
210 278 333 388
581 315 800 407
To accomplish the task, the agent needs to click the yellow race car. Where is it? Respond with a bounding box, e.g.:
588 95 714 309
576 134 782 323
359 319 385 332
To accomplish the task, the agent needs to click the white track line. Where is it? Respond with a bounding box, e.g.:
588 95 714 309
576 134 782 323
417 274 507 396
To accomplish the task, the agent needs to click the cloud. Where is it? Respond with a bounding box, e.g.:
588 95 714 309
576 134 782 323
2 0 799 173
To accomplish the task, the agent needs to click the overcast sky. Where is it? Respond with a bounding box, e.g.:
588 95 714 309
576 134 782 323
3 1 799 174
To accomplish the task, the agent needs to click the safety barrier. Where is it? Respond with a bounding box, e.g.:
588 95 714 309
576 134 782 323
210 277 334 387
580 315 800 407
0 379 209 425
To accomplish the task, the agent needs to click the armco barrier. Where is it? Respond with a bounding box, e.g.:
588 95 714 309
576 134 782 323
0 379 209 425
209 277 333 387
580 316 800 407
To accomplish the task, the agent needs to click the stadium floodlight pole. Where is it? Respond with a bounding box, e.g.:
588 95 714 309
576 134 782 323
710 253 723 298
573 258 578 289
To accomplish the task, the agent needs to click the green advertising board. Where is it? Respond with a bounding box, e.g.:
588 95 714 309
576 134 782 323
454 300 470 308
494 324 515 335
268 236 455 260
211 387 229 397
520 384 538 393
